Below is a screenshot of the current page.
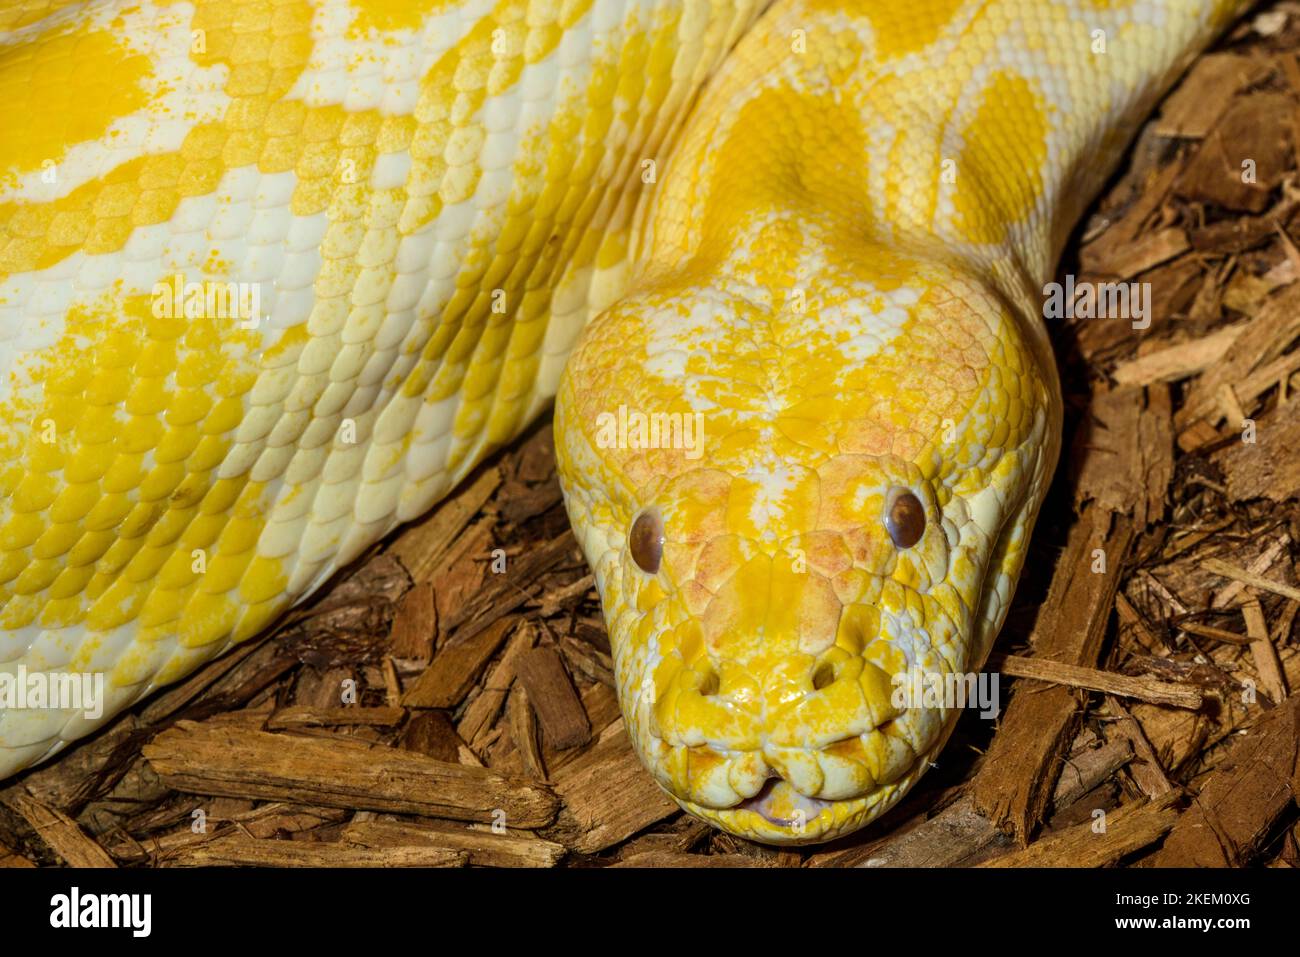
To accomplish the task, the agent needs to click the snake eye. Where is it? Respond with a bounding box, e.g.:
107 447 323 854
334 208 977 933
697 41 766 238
885 489 926 549
630 509 664 574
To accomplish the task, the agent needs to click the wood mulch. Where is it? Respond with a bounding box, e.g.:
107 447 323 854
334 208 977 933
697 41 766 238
4 6 1300 869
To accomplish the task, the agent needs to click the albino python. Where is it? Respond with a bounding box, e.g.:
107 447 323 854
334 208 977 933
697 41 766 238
0 0 1251 844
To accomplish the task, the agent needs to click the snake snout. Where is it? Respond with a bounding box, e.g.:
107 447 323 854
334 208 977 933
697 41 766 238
650 649 919 809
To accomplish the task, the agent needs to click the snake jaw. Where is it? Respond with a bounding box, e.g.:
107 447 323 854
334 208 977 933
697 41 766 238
672 758 942 846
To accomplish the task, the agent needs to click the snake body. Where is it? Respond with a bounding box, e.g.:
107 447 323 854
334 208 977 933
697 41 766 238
0 0 1248 844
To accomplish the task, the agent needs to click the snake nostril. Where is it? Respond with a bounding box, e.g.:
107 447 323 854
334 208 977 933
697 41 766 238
696 669 720 697
811 662 836 690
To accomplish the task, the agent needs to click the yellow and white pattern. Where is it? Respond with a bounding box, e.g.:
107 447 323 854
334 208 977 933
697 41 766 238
0 0 1248 844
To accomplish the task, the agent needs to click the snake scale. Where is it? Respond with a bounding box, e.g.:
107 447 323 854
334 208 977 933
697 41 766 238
0 0 1251 844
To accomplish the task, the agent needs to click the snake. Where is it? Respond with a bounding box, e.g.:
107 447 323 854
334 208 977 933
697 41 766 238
0 0 1251 846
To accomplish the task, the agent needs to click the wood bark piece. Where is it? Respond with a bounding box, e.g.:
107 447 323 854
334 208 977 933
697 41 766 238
143 721 558 828
1115 591 1163 653
389 465 501 584
1178 621 1253 645
1081 226 1189 278
439 531 577 637
514 646 591 750
1243 598 1289 703
1155 53 1270 138
399 711 466 762
1204 557 1300 604
1103 696 1175 797
995 655 1203 709
1177 282 1300 429
108 803 346 862
1174 92 1294 213
1111 323 1246 387
266 705 405 730
401 616 519 709
0 842 35 868
2 792 115 868
1209 538 1290 609
1147 694 1300 867
545 732 677 854
1211 402 1300 503
1073 385 1173 527
389 581 436 662
1130 646 1300 774
559 634 615 687
342 820 566 868
971 506 1136 842
977 791 1180 867
162 834 467 867
507 686 547 779
458 622 539 748
538 574 595 616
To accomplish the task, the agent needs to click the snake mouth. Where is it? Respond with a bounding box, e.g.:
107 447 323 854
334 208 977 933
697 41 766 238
672 777 910 846
733 778 834 827
649 724 954 844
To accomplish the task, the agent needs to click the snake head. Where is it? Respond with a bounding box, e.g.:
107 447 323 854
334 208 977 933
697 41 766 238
555 258 1059 844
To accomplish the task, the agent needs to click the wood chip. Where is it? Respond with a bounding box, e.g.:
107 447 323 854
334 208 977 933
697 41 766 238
1072 385 1172 527
0 842 35 868
995 655 1202 709
972 507 1135 842
1178 282 1300 429
1103 696 1176 797
1178 620 1254 645
1111 323 1246 387
388 581 436 662
266 705 405 730
143 721 558 828
399 711 466 762
545 732 677 854
1154 53 1269 139
537 574 595 617
342 819 566 868
507 686 547 779
1211 402 1300 503
2 792 115 868
1205 556 1300 604
977 791 1180 867
388 465 502 584
514 646 591 750
457 621 539 748
1148 694 1300 866
162 834 468 868
1175 92 1294 212
1210 538 1290 608
1082 226 1189 278
1243 598 1289 703
402 616 519 709
439 531 577 637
